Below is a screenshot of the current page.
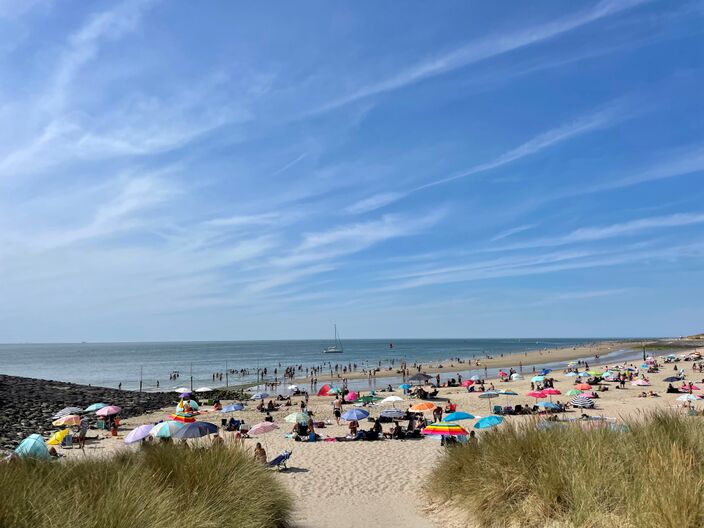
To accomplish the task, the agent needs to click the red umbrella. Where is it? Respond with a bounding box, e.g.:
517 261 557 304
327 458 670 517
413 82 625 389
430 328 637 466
575 383 592 391
317 384 332 396
461 380 474 387
543 388 561 395
526 391 546 399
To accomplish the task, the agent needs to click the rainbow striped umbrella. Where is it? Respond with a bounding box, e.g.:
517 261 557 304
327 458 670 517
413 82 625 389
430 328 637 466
422 422 468 436
170 411 197 423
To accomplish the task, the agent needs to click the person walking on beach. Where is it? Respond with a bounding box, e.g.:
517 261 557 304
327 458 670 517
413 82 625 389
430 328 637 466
78 416 89 450
332 396 342 425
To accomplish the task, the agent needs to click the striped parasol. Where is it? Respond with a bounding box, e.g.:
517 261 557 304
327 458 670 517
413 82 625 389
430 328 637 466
52 407 84 420
570 396 595 409
422 422 468 436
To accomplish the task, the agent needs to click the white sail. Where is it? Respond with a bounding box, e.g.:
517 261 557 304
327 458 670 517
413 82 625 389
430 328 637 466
322 324 343 353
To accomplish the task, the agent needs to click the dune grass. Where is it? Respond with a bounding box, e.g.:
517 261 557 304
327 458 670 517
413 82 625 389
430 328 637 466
427 412 704 528
0 443 293 528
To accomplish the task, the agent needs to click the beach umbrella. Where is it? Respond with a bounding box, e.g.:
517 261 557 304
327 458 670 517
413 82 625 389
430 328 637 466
681 385 701 391
526 391 547 400
540 369 552 376
284 412 310 424
587 370 602 377
52 407 83 420
52 414 81 427
381 395 404 405
356 395 382 404
150 421 185 438
511 373 524 380
422 422 468 436
542 388 561 395
497 390 518 396
96 405 122 417
663 376 682 382
479 391 501 411
342 408 369 421
195 387 213 393
287 384 299 391
380 409 405 419
124 424 153 445
170 411 197 423
470 375 481 381
179 392 192 399
408 373 432 383
570 396 595 409
174 387 190 393
84 403 108 413
176 399 200 411
249 422 279 436
410 402 436 412
565 372 578 377
250 392 269 400
344 391 359 402
399 383 411 390
676 394 699 402
575 383 592 391
531 375 545 383
631 380 650 387
537 402 560 411
461 380 474 387
475 415 504 429
443 411 475 422
317 384 332 396
578 372 591 378
566 389 582 396
15 434 50 461
327 387 342 395
47 429 70 445
221 403 245 413
173 421 218 439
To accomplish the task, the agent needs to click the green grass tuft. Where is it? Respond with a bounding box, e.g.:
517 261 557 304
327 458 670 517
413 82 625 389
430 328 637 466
0 444 293 528
427 411 704 528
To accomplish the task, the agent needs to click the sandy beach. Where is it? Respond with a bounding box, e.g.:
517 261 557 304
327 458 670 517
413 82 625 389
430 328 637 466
49 344 704 528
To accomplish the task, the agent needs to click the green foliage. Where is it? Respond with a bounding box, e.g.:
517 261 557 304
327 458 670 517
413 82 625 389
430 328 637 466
0 444 292 528
427 412 704 528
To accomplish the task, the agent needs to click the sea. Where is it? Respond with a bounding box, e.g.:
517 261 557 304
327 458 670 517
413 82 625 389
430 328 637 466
0 338 646 393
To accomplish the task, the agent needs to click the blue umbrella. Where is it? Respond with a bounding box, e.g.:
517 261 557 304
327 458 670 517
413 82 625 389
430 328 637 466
173 421 219 439
124 424 153 445
443 411 475 421
84 402 108 412
478 391 501 399
531 375 545 383
540 369 552 376
474 415 504 429
399 384 411 390
221 403 245 413
342 409 369 421
663 376 681 382
15 434 50 460
578 372 591 378
565 372 578 377
537 402 560 411
250 392 269 400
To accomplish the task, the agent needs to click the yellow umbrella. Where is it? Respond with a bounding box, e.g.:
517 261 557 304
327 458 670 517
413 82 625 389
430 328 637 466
47 429 70 445
52 414 81 427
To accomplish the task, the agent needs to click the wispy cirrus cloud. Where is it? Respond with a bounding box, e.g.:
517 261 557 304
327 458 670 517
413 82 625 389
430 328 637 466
347 103 626 214
491 224 538 242
318 0 648 113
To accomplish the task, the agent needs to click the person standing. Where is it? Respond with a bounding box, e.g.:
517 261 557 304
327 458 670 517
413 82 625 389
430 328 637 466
332 396 342 425
78 416 89 449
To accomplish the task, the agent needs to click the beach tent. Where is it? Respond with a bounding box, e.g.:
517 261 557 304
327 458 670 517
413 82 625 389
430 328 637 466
317 384 332 397
176 400 200 411
380 409 405 419
510 373 523 380
221 403 244 413
15 434 50 460
408 373 432 383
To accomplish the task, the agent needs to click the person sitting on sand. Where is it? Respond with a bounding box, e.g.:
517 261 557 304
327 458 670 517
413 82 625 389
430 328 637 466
253 442 267 463
266 400 277 411
648 390 659 397
667 383 679 394
256 400 265 412
638 391 647 398
264 412 273 422
212 400 222 411
444 400 457 413
348 420 359 437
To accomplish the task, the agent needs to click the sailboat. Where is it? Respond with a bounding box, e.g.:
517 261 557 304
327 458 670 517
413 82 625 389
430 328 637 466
322 324 344 354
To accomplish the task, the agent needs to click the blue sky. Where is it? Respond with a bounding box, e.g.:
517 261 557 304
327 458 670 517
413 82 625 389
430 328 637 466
0 0 703 341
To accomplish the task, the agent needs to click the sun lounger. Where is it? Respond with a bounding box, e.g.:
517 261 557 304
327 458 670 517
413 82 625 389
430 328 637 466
269 450 292 470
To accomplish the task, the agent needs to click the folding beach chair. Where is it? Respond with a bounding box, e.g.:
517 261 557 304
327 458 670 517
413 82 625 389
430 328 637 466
269 450 292 471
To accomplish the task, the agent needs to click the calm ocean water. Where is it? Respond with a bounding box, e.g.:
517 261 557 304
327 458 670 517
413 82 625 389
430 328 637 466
0 338 624 391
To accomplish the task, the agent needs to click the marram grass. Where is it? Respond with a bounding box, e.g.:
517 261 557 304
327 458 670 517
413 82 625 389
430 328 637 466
426 411 704 528
0 443 293 528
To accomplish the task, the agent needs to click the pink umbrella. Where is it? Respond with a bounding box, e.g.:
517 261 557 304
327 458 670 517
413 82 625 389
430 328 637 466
580 392 597 398
96 405 122 416
543 388 561 395
249 422 279 436
526 391 546 399
461 380 474 387
344 391 359 402
498 371 508 378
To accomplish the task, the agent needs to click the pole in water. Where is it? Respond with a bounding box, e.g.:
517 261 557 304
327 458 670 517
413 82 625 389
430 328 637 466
139 365 143 393
190 362 193 392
